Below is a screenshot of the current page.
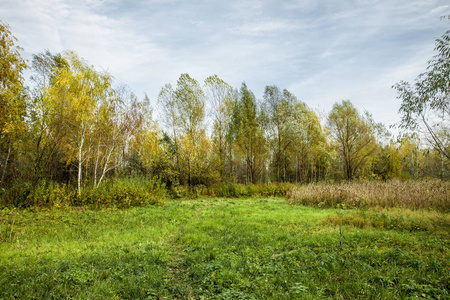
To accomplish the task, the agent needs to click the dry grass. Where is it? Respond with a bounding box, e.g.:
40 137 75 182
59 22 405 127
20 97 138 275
286 180 450 212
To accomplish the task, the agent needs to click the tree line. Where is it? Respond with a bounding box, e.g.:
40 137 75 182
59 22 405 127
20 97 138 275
0 20 449 198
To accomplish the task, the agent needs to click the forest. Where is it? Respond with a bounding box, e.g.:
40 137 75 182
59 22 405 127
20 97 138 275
0 19 449 208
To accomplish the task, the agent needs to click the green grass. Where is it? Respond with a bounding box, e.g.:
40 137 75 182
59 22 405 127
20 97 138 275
1 198 449 299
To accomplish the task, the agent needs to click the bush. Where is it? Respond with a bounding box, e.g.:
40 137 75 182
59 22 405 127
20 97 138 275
25 181 76 208
0 181 32 208
77 177 167 208
0 177 167 209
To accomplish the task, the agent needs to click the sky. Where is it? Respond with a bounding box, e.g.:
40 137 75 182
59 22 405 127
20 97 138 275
1 0 449 131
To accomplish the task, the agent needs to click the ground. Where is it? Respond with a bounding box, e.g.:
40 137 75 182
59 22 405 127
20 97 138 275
0 197 448 299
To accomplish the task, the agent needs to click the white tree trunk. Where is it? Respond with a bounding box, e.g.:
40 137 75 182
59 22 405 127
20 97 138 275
77 129 85 196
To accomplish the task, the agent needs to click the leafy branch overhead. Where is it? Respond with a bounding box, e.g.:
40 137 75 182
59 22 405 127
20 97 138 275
394 16 450 160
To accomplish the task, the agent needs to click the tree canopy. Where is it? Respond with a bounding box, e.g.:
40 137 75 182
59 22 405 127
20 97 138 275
0 19 449 205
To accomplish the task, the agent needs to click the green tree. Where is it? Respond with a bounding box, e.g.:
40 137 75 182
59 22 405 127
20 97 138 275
394 17 450 160
328 100 378 180
290 102 328 183
262 86 297 182
234 83 266 183
204 75 234 181
158 74 213 186
28 50 69 184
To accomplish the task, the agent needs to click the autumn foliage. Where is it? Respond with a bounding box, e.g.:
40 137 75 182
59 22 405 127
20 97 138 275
0 21 449 208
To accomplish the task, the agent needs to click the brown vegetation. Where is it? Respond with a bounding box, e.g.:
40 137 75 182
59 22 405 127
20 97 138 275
286 180 450 212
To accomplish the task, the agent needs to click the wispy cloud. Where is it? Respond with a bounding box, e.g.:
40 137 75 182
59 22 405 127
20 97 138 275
231 19 294 36
1 0 449 128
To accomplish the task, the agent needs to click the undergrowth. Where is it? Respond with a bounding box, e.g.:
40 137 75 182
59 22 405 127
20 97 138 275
170 182 293 199
0 177 167 209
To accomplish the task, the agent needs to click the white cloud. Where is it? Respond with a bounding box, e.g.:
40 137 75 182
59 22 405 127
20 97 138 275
232 19 293 36
1 0 449 130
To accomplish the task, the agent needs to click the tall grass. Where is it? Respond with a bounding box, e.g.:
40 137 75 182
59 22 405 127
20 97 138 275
287 180 450 212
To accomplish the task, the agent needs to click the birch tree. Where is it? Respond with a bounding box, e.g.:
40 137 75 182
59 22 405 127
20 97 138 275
204 75 234 181
47 51 114 195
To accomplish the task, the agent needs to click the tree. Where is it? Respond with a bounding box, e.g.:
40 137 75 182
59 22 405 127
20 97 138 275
263 86 302 182
0 22 27 184
204 75 234 181
174 74 212 186
398 133 424 179
394 17 450 160
125 91 165 178
28 50 69 184
289 102 328 183
328 100 378 180
234 83 266 183
372 140 402 180
158 74 212 186
46 51 114 195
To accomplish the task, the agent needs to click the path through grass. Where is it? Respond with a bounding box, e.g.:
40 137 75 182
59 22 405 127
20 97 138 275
1 198 448 299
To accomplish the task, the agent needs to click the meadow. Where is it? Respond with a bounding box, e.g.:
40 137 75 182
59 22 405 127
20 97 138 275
1 195 448 299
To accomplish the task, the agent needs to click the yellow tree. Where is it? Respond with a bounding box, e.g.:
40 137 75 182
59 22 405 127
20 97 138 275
372 140 402 180
289 102 328 183
125 92 168 178
398 133 424 179
47 51 114 195
92 91 125 188
0 22 27 184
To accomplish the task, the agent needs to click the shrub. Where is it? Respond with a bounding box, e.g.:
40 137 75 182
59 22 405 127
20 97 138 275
0 181 32 208
0 177 167 209
79 177 167 208
25 181 76 208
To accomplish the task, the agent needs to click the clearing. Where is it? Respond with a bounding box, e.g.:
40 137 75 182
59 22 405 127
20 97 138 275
0 197 448 299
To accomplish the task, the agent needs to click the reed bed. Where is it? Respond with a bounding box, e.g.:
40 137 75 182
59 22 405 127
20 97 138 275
286 180 450 212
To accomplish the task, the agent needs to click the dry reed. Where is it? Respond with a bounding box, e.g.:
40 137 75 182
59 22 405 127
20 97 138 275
286 180 450 212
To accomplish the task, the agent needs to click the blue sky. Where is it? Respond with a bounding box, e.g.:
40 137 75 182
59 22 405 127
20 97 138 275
1 0 449 130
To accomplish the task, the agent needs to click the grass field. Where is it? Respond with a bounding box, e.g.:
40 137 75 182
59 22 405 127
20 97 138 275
1 197 449 299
